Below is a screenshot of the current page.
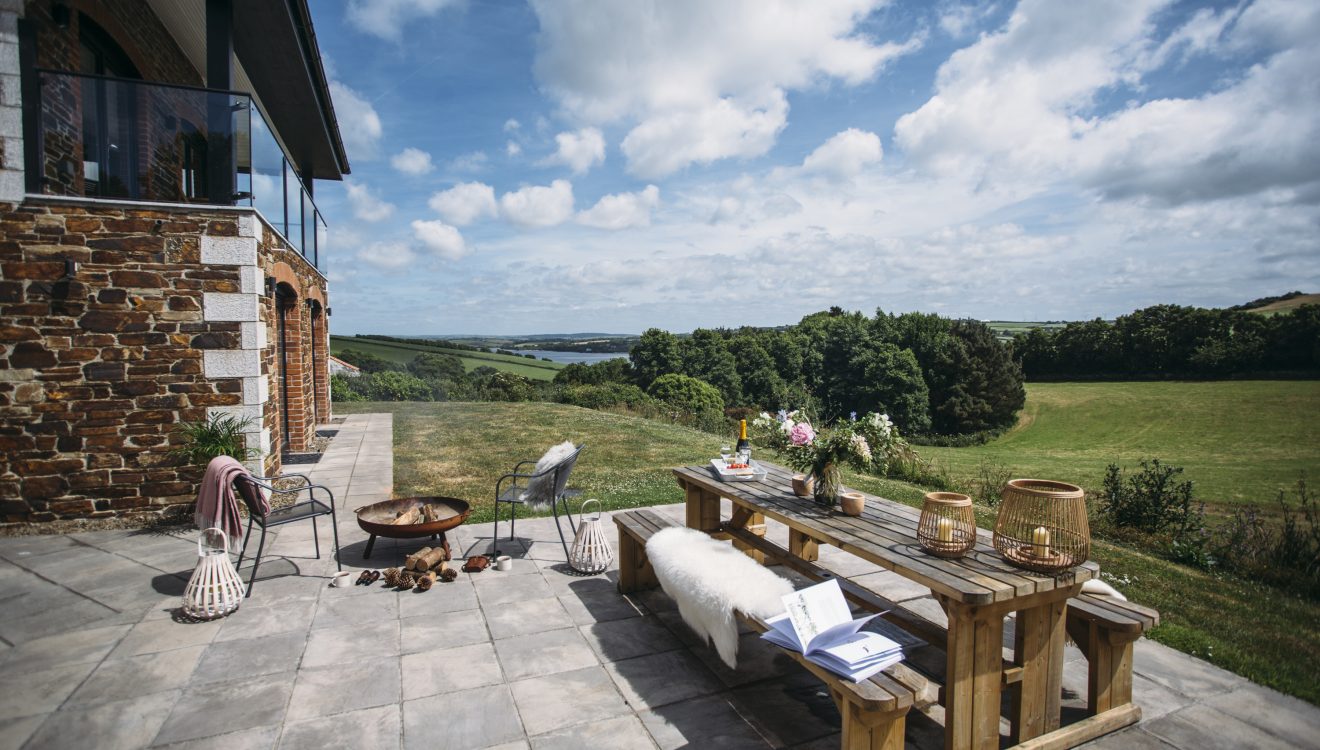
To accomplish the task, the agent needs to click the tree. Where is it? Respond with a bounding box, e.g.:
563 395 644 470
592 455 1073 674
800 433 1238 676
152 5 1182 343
553 358 631 386
679 329 743 406
629 328 682 389
335 349 402 373
330 374 364 402
480 372 535 402
364 371 432 401
928 320 1025 434
408 352 467 381
728 336 788 409
845 341 931 434
648 373 725 422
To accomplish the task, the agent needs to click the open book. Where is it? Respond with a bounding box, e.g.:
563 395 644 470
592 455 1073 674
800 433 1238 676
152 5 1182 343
761 579 905 682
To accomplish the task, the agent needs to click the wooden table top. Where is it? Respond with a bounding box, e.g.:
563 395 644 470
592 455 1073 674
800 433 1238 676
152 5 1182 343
674 462 1098 606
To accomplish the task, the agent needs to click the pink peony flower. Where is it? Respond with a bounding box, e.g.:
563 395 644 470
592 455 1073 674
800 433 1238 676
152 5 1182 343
789 422 815 446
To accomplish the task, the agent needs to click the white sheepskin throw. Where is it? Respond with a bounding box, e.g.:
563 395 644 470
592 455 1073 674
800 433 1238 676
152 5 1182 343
1081 579 1127 601
646 526 794 669
521 441 577 508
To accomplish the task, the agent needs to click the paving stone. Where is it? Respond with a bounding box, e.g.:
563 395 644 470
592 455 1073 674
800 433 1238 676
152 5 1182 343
312 589 400 629
109 616 223 659
1062 656 1192 722
0 588 125 644
0 714 47 749
1077 726 1178 749
153 724 280 749
510 665 631 735
69 645 205 706
25 690 178 750
236 572 325 602
688 631 802 689
605 648 725 710
486 596 573 640
730 670 841 747
1132 640 1244 699
494 627 599 681
399 608 489 654
0 622 130 673
1202 682 1320 748
0 661 98 721
558 589 644 625
530 714 655 749
213 598 318 642
403 684 524 750
401 642 505 700
191 631 308 685
152 672 294 745
285 658 402 722
638 693 771 750
474 573 553 607
398 579 478 617
580 615 683 662
1143 702 1297 750
301 619 399 669
0 534 81 560
280 704 400 750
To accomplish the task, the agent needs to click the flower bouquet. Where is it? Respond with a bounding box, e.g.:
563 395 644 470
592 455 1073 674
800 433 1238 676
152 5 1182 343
752 410 896 506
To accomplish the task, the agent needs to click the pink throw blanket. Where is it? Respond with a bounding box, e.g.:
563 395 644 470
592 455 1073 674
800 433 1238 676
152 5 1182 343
194 456 269 542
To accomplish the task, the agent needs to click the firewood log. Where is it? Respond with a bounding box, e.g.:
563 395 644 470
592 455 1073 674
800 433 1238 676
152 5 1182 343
392 507 422 525
416 547 446 571
404 547 433 570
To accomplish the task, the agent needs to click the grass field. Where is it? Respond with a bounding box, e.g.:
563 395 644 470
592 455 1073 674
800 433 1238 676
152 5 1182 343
334 400 1320 704
329 335 564 381
1246 293 1320 315
922 381 1320 510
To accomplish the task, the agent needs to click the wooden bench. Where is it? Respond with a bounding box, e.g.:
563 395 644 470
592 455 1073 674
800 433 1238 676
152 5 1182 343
615 509 929 750
1065 594 1158 717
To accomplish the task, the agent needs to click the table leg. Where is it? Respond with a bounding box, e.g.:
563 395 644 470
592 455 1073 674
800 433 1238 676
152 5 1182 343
363 534 377 559
727 507 766 564
685 485 721 533
789 529 819 562
943 598 1005 750
1010 598 1068 742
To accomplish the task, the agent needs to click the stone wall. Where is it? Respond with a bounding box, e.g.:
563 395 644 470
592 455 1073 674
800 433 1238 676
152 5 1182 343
0 196 329 525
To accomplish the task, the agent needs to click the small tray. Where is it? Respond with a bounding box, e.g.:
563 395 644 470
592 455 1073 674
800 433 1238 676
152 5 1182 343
709 459 768 483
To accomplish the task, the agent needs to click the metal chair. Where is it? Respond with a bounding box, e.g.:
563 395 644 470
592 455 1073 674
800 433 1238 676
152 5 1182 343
233 472 341 597
493 443 585 559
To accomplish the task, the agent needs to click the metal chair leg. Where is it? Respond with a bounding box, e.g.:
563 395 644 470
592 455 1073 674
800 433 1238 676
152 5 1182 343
236 517 253 571
493 500 502 555
246 525 268 598
329 502 341 571
552 496 573 562
510 502 517 541
312 515 321 559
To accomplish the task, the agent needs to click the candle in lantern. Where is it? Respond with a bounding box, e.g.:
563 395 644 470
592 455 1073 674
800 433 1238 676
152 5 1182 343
937 517 953 543
1032 526 1051 557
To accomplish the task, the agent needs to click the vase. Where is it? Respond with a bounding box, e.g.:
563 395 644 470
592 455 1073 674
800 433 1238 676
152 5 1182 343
812 463 842 506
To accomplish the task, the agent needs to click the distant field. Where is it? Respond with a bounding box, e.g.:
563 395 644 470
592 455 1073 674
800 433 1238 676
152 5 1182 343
923 381 1320 509
329 335 565 381
1246 293 1320 315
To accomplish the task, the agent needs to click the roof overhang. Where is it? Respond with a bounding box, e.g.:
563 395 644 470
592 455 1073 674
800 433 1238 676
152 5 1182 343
233 0 349 180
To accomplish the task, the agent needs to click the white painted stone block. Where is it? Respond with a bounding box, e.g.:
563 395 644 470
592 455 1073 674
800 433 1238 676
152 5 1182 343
0 166 20 204
257 427 272 455
239 265 260 294
241 375 270 406
240 321 268 349
0 104 20 138
200 235 257 266
203 349 261 379
203 292 258 322
237 213 257 238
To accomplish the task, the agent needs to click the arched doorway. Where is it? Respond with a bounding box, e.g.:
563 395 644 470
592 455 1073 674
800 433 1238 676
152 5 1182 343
307 299 323 426
275 282 299 451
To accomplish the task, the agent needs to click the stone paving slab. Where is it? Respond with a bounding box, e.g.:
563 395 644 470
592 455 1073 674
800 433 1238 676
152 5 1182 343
0 412 1315 749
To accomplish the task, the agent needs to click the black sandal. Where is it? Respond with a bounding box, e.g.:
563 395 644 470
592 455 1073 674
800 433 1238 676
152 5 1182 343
355 570 373 585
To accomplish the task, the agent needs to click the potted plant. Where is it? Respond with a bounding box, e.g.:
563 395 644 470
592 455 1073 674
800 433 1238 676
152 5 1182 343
753 410 896 507
173 412 258 466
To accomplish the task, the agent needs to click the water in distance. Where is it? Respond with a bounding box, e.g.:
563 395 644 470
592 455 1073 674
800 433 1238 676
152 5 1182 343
513 349 628 365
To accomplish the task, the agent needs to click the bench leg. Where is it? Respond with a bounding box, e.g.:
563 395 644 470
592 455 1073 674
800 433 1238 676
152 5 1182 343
616 530 658 594
790 529 820 562
1089 629 1137 715
1010 599 1068 743
833 689 907 750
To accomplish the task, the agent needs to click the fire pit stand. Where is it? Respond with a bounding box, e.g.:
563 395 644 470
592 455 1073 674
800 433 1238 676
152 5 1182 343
354 496 471 560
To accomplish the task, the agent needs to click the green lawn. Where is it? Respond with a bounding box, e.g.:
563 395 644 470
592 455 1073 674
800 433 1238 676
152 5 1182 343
336 400 1320 705
922 381 1320 509
329 335 564 381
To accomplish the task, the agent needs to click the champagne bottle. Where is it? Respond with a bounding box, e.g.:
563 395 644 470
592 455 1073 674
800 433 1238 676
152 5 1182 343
735 419 750 454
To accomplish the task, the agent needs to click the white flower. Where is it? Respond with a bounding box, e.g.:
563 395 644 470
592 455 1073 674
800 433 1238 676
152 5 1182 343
850 434 872 462
780 419 795 433
867 412 893 437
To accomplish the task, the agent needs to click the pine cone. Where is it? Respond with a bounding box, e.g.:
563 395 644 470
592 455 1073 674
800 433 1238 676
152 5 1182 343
397 570 416 589
382 567 401 587
415 574 433 592
439 567 458 583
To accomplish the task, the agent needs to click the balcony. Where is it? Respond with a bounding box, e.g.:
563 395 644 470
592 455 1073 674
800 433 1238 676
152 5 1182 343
31 69 327 270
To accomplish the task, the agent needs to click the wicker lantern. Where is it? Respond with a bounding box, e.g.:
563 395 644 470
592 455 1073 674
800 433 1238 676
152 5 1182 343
917 492 976 558
567 499 614 575
993 479 1090 573
182 528 245 620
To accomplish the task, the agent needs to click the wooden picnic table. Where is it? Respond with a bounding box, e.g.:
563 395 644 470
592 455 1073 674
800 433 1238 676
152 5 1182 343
674 461 1107 750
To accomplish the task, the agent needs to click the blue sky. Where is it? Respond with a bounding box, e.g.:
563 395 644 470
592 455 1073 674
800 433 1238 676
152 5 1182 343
308 0 1320 335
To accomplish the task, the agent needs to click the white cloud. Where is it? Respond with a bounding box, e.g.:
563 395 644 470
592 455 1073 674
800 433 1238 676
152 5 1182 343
540 127 606 174
448 151 489 172
801 128 883 179
529 0 922 176
328 81 382 160
428 182 498 226
411 219 467 260
499 180 575 228
506 141 523 157
347 0 461 41
577 185 660 229
356 241 416 270
504 118 521 132
344 181 395 222
938 3 997 38
390 147 434 175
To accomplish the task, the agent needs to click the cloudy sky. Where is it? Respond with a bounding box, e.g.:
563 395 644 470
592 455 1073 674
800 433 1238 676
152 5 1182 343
309 0 1319 335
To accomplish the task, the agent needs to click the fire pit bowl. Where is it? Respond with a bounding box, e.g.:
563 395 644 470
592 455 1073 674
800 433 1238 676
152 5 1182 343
354 496 470 560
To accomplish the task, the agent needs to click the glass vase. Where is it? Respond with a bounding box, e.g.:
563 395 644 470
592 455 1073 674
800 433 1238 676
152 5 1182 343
813 462 842 507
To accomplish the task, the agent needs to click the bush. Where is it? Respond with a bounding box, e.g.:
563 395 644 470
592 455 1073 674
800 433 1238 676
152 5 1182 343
480 372 536 402
884 441 952 490
1100 459 1211 567
363 371 433 401
1215 480 1320 598
408 352 466 381
649 373 724 415
172 412 256 465
560 383 652 410
970 458 1012 507
330 374 364 402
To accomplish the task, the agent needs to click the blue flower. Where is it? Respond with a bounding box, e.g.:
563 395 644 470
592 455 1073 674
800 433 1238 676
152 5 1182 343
849 411 857 421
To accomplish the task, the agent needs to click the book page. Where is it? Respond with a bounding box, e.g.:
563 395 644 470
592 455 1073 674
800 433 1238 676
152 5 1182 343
781 579 852 651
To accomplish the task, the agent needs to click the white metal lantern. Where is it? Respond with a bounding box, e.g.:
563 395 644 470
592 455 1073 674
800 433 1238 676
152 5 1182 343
182 528 246 619
568 499 614 575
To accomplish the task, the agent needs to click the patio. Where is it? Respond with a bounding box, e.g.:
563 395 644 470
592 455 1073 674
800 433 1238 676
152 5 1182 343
0 414 1315 749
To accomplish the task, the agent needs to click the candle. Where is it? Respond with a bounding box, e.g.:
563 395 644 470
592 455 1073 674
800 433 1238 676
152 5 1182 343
937 517 953 542
1032 526 1051 557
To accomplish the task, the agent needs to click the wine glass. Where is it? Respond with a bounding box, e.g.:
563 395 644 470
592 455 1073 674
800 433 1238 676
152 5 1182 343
720 444 733 464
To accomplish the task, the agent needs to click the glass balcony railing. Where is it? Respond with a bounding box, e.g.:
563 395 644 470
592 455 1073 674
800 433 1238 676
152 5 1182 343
33 69 326 270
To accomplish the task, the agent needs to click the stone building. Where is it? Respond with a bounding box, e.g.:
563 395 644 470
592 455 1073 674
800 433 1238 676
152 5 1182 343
0 0 349 524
